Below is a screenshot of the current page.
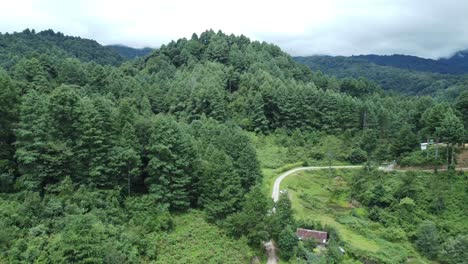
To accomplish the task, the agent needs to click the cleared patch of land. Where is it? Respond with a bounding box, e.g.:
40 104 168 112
281 170 430 263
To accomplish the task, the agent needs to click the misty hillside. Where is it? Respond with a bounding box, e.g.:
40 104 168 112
294 55 468 98
0 29 125 68
348 50 468 74
107 45 153 59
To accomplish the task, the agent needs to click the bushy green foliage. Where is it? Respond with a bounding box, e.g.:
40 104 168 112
348 149 367 164
226 185 271 247
154 211 253 264
0 28 466 263
349 170 468 262
399 148 445 167
145 115 198 211
440 235 468 264
278 225 298 260
415 221 440 259
271 192 295 240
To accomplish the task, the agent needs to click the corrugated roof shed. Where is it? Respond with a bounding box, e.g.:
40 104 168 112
296 228 328 244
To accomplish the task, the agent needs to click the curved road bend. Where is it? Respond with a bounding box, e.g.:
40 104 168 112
271 166 363 202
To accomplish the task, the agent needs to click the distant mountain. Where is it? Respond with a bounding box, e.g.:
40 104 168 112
0 29 125 68
351 50 468 74
107 45 153 59
294 55 467 99
439 49 468 72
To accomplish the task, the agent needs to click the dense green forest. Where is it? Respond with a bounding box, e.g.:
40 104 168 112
0 29 466 263
294 56 468 99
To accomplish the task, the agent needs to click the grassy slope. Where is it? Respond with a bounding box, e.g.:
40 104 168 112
283 170 380 252
250 133 351 196
252 133 433 263
155 211 252 264
282 170 431 263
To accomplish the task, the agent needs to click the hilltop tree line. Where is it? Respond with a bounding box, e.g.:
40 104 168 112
0 29 125 69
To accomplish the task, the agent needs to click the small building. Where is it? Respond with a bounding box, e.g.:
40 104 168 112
296 228 328 245
421 142 428 151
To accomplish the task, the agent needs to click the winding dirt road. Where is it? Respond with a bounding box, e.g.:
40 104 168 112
271 165 363 202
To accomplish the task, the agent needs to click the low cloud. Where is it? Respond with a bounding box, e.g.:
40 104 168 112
1 0 467 59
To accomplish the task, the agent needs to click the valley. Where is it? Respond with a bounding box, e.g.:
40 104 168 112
0 28 466 264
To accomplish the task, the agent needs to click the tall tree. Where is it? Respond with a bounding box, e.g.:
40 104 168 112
15 90 73 190
0 71 19 191
198 146 242 221
436 112 465 169
73 97 110 185
421 103 451 139
415 221 440 259
271 192 295 240
278 226 298 261
392 124 418 157
57 58 86 86
454 91 468 142
145 115 198 211
226 185 271 247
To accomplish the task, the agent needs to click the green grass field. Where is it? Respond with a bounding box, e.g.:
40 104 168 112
155 211 253 264
281 170 431 264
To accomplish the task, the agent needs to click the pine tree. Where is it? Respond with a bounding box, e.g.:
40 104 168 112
198 145 242 221
57 58 86 86
110 122 141 195
278 226 298 261
421 103 452 139
15 90 73 190
0 71 19 191
226 185 271 247
145 115 198 211
455 91 468 134
248 92 269 133
436 112 465 169
392 124 418 157
205 34 229 63
73 97 109 185
271 192 295 240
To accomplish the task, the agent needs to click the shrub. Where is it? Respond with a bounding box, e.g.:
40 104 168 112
381 227 407 242
278 226 298 261
399 148 445 167
351 207 368 218
415 221 440 259
348 149 367 164
439 235 468 264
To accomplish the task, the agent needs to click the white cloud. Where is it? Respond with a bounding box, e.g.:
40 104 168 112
1 0 468 59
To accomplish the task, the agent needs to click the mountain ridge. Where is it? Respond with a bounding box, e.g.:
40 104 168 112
294 54 468 98
345 48 468 74
0 29 126 67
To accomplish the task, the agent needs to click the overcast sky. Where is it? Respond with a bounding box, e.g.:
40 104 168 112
2 0 468 59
